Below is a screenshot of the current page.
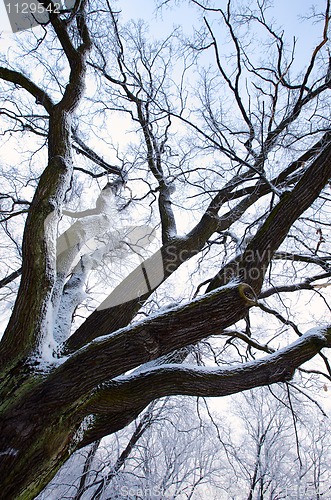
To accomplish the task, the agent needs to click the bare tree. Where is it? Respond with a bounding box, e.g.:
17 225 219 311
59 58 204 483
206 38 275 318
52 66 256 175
214 386 331 500
40 397 228 499
40 387 331 499
0 0 331 498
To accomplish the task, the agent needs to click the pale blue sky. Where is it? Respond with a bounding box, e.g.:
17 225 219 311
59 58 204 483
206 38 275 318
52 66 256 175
1 0 326 61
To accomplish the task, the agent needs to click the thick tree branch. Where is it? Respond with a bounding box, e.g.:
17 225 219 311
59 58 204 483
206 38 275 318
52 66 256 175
63 202 256 351
273 251 331 272
0 68 54 113
207 137 331 292
84 326 331 439
64 133 331 351
38 283 257 408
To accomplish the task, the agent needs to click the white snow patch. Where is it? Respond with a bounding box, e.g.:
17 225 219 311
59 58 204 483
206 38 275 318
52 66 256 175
38 303 58 363
29 300 70 372
302 325 329 342
0 448 19 457
71 415 95 448
111 324 330 384
44 210 57 267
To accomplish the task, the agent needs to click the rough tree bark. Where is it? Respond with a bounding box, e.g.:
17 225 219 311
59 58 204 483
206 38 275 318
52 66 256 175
0 1 331 498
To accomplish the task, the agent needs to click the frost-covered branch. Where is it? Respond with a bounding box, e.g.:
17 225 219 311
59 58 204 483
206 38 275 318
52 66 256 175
40 283 257 405
54 222 156 344
82 326 331 443
207 138 331 293
0 2 92 371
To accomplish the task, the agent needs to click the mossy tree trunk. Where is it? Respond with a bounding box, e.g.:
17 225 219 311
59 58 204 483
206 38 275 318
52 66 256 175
0 2 331 499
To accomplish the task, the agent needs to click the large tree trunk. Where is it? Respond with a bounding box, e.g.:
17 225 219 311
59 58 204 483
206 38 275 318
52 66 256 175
1 3 331 498
1 282 330 498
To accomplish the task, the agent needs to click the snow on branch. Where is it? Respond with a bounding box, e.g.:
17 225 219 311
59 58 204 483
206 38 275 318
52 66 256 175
39 282 257 406
40 184 157 354
87 325 331 415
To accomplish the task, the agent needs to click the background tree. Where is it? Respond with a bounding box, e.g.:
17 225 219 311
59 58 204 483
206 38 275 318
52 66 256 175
0 0 331 498
39 387 331 499
226 387 331 499
39 397 228 499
